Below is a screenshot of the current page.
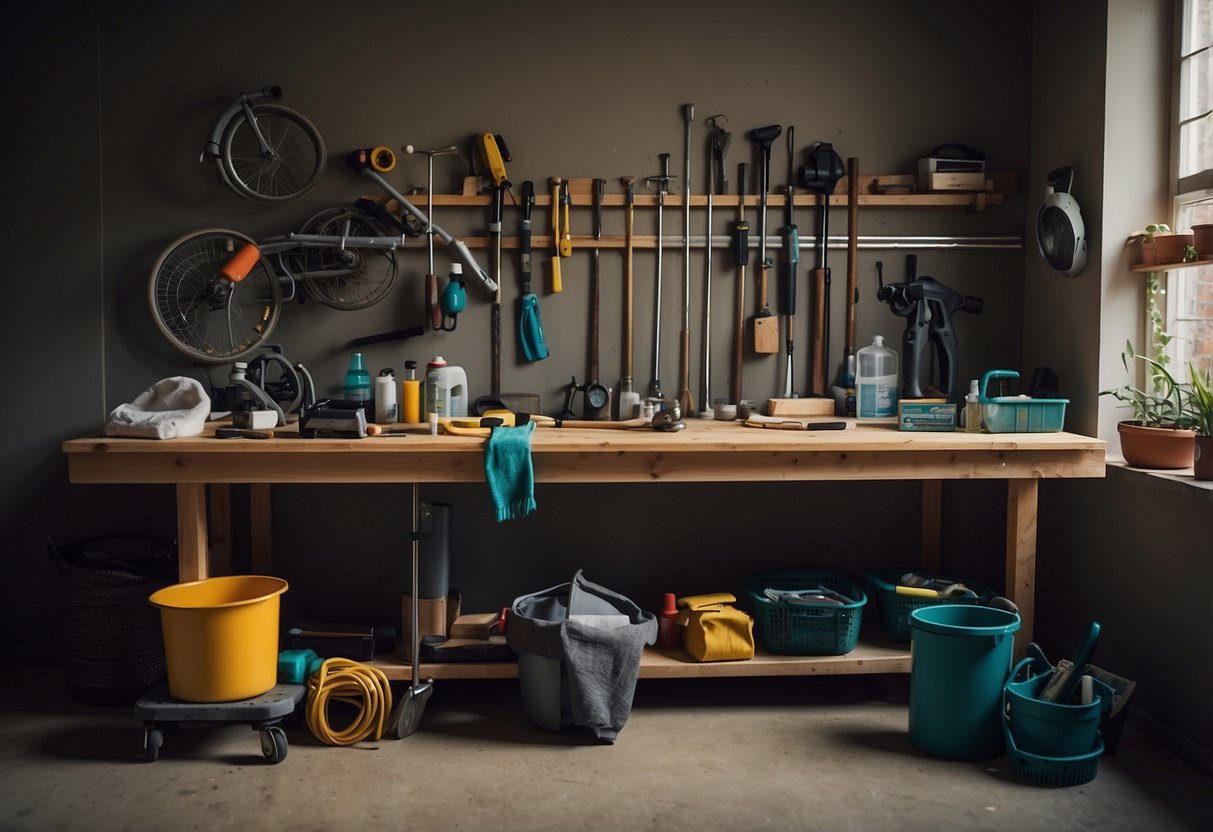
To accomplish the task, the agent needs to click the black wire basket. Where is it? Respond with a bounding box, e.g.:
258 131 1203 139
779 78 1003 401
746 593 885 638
47 536 176 704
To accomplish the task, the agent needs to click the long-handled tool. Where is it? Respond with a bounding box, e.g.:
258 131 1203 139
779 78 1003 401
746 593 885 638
830 157 861 414
585 178 611 420
479 133 511 396
747 124 781 355
549 178 563 293
731 162 750 406
678 104 696 418
617 176 640 419
405 144 460 331
798 142 845 396
389 482 433 738
779 126 799 398
645 153 676 400
517 181 548 362
700 115 730 418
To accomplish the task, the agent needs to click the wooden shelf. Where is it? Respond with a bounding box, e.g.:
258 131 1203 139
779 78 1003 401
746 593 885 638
1130 259 1213 273
365 637 911 681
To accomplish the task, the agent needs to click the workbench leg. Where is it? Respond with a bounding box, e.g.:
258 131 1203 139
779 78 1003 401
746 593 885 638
250 484 273 575
176 483 208 582
920 480 942 571
208 484 232 577
1006 478 1038 651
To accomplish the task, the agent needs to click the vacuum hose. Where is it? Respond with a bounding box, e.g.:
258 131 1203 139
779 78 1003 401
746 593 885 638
305 658 394 746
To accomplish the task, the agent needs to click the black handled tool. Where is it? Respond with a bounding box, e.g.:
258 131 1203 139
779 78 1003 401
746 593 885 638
517 180 548 362
798 141 845 395
585 178 610 419
779 126 799 397
731 162 750 406
645 153 676 400
747 124 781 355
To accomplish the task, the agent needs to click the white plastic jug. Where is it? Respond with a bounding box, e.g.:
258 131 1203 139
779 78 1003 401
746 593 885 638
856 335 898 419
425 356 468 417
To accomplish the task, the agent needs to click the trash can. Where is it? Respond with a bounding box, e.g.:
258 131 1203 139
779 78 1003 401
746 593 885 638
506 571 656 743
908 604 1020 760
149 575 288 703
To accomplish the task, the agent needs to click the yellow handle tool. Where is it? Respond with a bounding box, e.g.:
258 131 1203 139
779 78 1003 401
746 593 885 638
479 133 508 187
559 181 574 257
550 178 563 293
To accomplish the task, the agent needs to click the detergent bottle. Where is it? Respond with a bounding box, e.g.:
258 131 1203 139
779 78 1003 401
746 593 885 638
855 336 898 419
425 356 468 418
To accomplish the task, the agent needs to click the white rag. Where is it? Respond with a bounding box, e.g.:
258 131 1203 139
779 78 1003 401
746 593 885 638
105 377 211 439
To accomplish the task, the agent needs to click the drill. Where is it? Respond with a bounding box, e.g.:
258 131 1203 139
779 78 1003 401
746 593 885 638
876 256 983 402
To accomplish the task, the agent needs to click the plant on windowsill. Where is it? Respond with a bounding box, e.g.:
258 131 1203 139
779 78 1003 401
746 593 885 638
1183 362 1213 480
1128 224 1197 267
1100 341 1196 469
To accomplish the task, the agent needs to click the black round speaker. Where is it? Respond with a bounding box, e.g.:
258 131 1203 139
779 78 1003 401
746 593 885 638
1036 166 1087 277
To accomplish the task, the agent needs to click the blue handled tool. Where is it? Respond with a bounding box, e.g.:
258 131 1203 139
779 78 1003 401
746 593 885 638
517 181 549 362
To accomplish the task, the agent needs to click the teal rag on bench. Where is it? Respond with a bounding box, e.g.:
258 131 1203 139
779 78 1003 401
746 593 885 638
484 420 537 522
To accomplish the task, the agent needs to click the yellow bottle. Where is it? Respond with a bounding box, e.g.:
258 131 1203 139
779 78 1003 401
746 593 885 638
401 360 421 424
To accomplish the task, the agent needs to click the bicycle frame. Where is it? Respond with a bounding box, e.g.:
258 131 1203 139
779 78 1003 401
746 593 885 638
199 86 282 190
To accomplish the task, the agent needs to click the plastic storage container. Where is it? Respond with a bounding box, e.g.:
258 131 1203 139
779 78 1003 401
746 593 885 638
425 356 468 417
343 353 371 401
743 568 867 655
855 336 898 419
980 369 1068 433
149 575 288 703
1004 654 1112 758
908 604 1019 760
861 569 998 642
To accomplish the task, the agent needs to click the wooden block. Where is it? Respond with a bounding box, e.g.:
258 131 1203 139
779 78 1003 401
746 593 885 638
450 612 500 640
918 172 986 192
766 397 837 417
874 174 917 194
752 316 779 354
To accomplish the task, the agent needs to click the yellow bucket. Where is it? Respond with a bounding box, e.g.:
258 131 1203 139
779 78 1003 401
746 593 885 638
149 575 288 702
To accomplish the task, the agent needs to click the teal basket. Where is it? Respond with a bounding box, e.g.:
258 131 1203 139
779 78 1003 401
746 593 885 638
862 569 998 643
743 569 866 655
1003 715 1103 787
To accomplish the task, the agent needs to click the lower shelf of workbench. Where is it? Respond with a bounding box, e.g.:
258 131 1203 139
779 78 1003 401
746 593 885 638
368 636 911 681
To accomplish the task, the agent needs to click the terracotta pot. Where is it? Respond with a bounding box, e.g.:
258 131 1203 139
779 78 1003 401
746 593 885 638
1195 435 1213 481
1135 241 1159 266
1117 420 1195 469
1192 224 1213 260
1153 233 1194 265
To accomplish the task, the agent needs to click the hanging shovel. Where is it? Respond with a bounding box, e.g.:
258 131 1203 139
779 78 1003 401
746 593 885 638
798 142 845 396
517 181 548 361
390 484 434 739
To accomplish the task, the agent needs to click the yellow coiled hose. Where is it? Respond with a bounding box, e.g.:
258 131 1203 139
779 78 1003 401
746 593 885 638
305 657 393 746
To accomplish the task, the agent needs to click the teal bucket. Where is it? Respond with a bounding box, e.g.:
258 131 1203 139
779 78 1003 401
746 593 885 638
1005 657 1112 758
909 605 1021 760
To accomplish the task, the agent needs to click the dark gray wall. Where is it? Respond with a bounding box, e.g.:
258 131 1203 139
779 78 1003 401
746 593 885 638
5 0 1209 776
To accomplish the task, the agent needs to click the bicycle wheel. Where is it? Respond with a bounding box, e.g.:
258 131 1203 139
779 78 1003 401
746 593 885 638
149 229 282 363
294 208 398 310
220 104 326 204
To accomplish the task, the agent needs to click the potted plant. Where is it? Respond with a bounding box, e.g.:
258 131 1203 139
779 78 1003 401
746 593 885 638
1129 223 1197 266
1100 341 1196 469
1184 361 1213 480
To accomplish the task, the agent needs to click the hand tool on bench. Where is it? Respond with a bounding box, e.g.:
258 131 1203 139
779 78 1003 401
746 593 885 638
584 178 611 419
746 124 781 355
645 153 676 400
798 141 845 396
731 162 750 407
678 104 697 417
617 176 641 419
830 157 862 415
406 144 460 331
779 126 799 398
699 115 730 419
517 181 549 362
549 178 564 293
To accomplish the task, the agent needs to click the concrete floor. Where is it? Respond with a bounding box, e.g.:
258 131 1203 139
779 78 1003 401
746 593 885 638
1 667 1210 832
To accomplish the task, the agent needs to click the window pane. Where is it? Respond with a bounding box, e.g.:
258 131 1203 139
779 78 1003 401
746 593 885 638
1172 201 1213 377
1179 114 1213 179
1182 0 1212 56
1179 49 1209 121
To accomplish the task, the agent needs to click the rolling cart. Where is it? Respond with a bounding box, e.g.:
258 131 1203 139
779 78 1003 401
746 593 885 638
135 682 305 763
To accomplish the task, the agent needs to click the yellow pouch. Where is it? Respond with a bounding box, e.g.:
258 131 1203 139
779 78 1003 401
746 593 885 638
676 593 755 662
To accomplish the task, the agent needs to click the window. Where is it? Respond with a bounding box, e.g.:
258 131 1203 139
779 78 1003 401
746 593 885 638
1169 0 1213 378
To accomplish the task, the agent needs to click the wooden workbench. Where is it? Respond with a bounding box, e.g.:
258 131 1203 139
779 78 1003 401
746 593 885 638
63 419 1105 679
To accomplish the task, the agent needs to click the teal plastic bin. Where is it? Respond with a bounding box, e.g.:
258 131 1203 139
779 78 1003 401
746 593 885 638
909 605 1020 760
980 369 1068 433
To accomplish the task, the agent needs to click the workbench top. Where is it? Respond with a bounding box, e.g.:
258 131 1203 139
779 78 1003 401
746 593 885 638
64 418 1106 485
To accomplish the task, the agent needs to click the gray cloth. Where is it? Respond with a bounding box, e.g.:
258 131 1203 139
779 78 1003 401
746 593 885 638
507 571 657 743
105 377 211 439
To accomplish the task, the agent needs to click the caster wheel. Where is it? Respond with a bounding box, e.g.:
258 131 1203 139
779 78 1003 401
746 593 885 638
144 727 163 763
260 726 288 764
